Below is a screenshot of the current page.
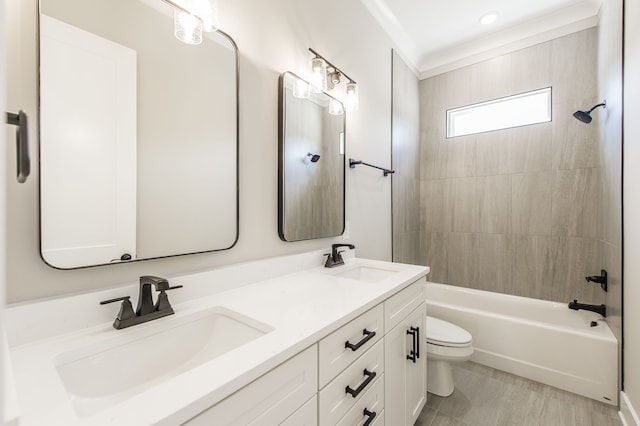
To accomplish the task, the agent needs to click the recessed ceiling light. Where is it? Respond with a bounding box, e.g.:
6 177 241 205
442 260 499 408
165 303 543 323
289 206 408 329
480 12 498 25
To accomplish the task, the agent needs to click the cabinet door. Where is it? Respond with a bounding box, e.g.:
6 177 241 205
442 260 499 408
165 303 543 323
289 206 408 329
384 303 427 426
405 304 427 425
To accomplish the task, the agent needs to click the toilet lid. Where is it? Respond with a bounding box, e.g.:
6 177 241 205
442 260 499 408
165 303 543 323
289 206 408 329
426 316 472 346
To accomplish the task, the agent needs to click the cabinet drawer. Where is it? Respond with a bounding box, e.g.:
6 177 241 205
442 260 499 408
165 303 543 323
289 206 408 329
336 374 384 426
184 345 318 425
384 278 426 333
281 395 317 426
319 304 383 387
319 339 384 426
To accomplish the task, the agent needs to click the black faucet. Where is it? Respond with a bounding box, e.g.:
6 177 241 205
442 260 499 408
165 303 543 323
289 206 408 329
568 299 607 317
100 275 183 329
324 243 355 268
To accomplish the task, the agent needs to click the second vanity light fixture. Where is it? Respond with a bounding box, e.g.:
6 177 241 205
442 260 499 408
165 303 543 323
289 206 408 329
303 48 359 115
163 0 220 45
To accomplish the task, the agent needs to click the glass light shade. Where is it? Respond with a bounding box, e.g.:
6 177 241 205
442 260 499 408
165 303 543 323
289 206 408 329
329 98 344 115
174 9 203 45
293 78 310 99
345 82 359 112
193 0 220 32
310 58 327 93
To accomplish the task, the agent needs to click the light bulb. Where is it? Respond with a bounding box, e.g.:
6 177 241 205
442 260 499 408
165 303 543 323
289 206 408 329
345 82 359 112
329 98 344 115
329 71 341 85
310 58 328 93
293 78 310 99
174 9 203 45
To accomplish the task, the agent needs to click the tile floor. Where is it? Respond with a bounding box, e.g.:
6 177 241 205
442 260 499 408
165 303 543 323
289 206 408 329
416 362 621 426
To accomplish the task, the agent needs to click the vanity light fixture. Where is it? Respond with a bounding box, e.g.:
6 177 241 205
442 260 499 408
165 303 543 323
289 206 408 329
345 82 359 113
308 48 359 112
310 57 328 93
174 9 203 45
164 0 220 45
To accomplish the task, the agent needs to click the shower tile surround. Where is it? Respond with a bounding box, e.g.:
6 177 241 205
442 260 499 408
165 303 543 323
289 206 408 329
417 28 617 306
392 50 422 264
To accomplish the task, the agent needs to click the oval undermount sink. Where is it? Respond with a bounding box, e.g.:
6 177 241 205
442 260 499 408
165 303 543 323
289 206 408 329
54 307 273 417
333 265 399 283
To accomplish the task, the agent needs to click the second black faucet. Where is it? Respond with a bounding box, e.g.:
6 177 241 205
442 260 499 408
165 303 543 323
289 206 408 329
324 244 355 268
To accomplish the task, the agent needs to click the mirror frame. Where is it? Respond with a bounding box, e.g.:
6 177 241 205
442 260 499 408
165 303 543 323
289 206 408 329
277 71 346 242
36 2 240 269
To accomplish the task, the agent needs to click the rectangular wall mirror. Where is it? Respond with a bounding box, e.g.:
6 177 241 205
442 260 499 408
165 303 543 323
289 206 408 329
38 0 239 269
278 72 345 242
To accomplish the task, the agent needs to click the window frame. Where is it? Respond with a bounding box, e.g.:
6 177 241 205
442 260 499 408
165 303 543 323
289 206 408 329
445 87 552 139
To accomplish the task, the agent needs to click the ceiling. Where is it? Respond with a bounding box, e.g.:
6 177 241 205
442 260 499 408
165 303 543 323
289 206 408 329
361 0 603 78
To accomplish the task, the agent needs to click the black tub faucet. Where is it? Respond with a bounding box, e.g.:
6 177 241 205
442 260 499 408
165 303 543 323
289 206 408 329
324 243 355 268
100 275 183 329
568 299 607 317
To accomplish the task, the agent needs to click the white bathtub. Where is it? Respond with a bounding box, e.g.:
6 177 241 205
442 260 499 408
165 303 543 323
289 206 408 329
426 282 618 405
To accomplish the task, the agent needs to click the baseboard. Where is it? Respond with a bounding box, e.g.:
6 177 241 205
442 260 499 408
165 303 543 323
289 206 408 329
620 392 640 426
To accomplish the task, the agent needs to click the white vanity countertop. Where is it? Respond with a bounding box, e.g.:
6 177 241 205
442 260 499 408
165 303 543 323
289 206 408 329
5 254 428 425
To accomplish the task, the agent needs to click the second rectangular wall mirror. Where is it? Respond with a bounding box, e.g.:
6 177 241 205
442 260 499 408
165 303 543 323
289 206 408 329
278 72 345 242
38 0 239 269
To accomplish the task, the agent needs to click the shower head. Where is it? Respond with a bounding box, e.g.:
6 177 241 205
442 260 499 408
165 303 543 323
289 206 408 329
307 153 320 163
573 110 593 123
573 101 606 124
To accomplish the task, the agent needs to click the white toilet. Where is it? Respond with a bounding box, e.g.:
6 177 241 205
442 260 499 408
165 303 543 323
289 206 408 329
425 316 474 397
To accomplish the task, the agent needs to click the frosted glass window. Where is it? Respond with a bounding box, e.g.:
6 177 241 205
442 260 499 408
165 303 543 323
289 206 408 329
446 87 552 138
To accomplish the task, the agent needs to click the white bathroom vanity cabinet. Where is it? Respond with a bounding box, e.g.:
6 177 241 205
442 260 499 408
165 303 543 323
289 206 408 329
187 277 427 425
4 251 429 425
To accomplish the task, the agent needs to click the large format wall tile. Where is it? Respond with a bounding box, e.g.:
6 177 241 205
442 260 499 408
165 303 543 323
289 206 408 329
393 231 422 266
479 175 511 234
551 168 601 238
420 127 448 180
509 123 553 174
478 234 513 294
552 99 600 170
392 50 421 264
420 179 451 232
475 131 511 177
447 232 480 288
446 136 477 178
511 235 554 299
550 236 603 303
511 172 553 236
451 177 479 233
422 231 448 283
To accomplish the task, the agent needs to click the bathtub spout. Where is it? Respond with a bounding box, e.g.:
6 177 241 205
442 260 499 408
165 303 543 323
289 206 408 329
568 299 606 317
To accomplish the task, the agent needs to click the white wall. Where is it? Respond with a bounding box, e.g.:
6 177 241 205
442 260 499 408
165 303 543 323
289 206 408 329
623 0 640 416
1 0 7 421
4 0 396 302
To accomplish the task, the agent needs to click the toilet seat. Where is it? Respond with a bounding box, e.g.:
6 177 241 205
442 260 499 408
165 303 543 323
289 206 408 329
426 316 472 347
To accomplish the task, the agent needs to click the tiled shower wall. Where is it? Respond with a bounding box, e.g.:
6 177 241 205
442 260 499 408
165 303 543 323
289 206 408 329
419 28 611 304
392 50 421 264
